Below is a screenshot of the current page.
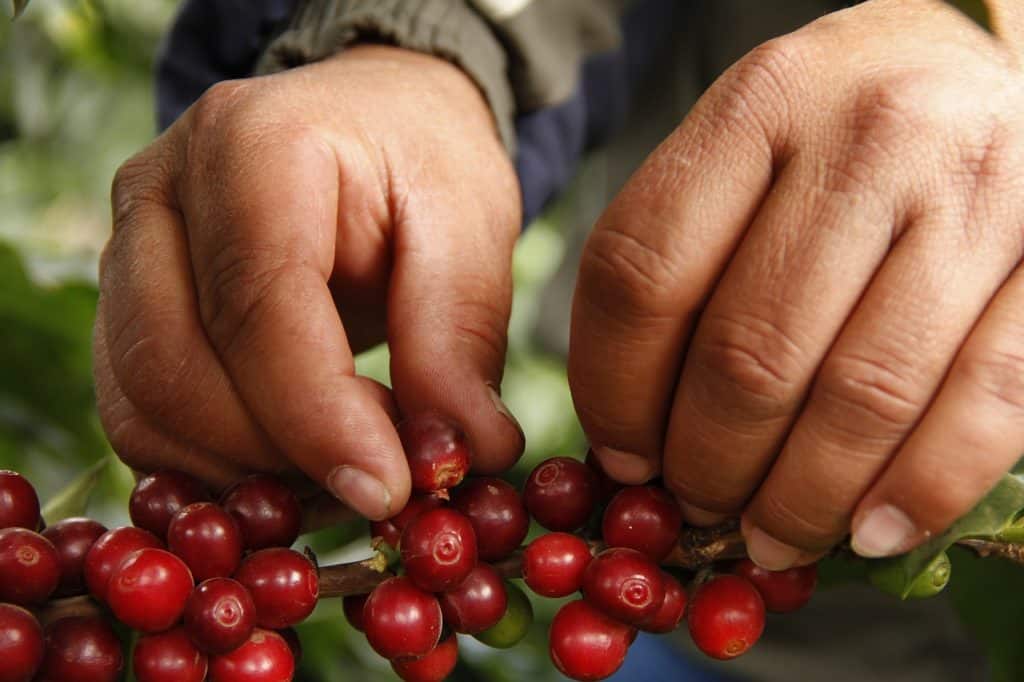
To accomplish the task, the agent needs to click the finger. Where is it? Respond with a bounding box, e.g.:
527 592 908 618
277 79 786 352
662 154 898 525
182 125 408 520
851 264 1024 557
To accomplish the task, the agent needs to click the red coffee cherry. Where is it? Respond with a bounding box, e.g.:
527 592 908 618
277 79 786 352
0 603 44 682
208 628 294 682
276 627 301 665
549 599 634 682
107 548 194 633
688 574 765 660
601 486 682 562
0 470 40 531
130 470 210 540
523 457 597 532
42 517 108 598
38 615 123 682
585 450 623 503
391 633 458 682
581 547 665 625
84 526 163 603
733 559 818 613
451 477 529 561
522 532 593 598
438 563 507 634
362 576 442 660
398 413 472 492
234 548 318 629
342 594 368 632
220 475 301 551
369 492 446 550
639 572 687 633
132 627 207 682
400 508 478 593
167 502 243 581
184 578 256 655
0 528 60 606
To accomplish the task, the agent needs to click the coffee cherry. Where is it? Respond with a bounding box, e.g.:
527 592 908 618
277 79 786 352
362 576 442 660
400 508 477 592
184 578 256 655
451 477 529 561
107 548 194 633
208 628 294 682
438 563 507 634
0 603 44 682
391 633 458 682
342 593 368 632
523 457 597 532
581 547 665 625
733 559 817 613
42 517 108 597
601 486 682 562
167 502 243 581
234 548 318 629
522 532 593 598
549 599 634 681
398 413 472 492
369 492 446 550
83 526 163 602
0 471 40 531
220 475 301 551
276 627 302 664
133 627 207 682
473 580 533 649
38 615 123 682
585 450 623 503
639 572 687 633
130 470 210 540
688 574 765 660
0 528 60 606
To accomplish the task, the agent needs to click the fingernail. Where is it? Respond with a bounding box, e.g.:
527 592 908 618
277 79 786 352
327 466 392 521
592 446 656 484
486 382 524 442
678 500 728 527
852 504 916 558
745 525 803 571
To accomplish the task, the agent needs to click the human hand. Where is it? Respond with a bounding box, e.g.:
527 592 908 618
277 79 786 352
570 0 1024 567
94 45 524 520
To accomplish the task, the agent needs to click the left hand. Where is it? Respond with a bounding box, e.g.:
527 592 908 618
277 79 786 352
569 0 1024 569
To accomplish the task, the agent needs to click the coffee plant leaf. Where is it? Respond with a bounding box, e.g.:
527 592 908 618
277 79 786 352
40 455 110 523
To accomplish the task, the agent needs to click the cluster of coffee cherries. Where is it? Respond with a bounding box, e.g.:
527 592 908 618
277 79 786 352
0 467 310 681
342 415 820 681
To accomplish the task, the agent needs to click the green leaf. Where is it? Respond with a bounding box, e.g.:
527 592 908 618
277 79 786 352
10 0 29 19
943 0 994 33
41 455 110 522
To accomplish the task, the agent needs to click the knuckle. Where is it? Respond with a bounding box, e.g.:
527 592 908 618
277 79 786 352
190 80 255 135
663 470 743 515
448 296 510 369
754 492 841 549
110 152 173 230
961 348 1024 413
815 351 921 437
715 36 810 131
108 319 197 424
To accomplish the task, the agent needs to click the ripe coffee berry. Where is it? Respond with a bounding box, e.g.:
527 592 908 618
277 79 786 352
184 578 256 655
439 563 507 634
391 633 458 682
601 486 682 562
688 574 765 660
362 576 442 660
132 627 207 682
234 548 318 629
0 527 60 606
639 572 687 633
523 457 598 532
107 548 194 633
167 502 243 581
549 599 635 682
0 603 44 682
451 477 529 561
733 559 817 613
473 580 533 649
220 475 301 550
369 492 446 549
0 470 40 531
342 593 368 632
130 470 210 540
401 508 478 592
42 517 107 597
38 616 123 682
522 532 593 598
84 525 163 602
208 628 294 682
581 547 665 625
398 413 472 492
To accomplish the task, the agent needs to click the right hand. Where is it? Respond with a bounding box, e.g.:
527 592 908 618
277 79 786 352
94 45 524 520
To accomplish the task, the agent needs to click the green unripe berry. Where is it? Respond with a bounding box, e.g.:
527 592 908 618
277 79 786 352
473 581 533 648
868 551 951 599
